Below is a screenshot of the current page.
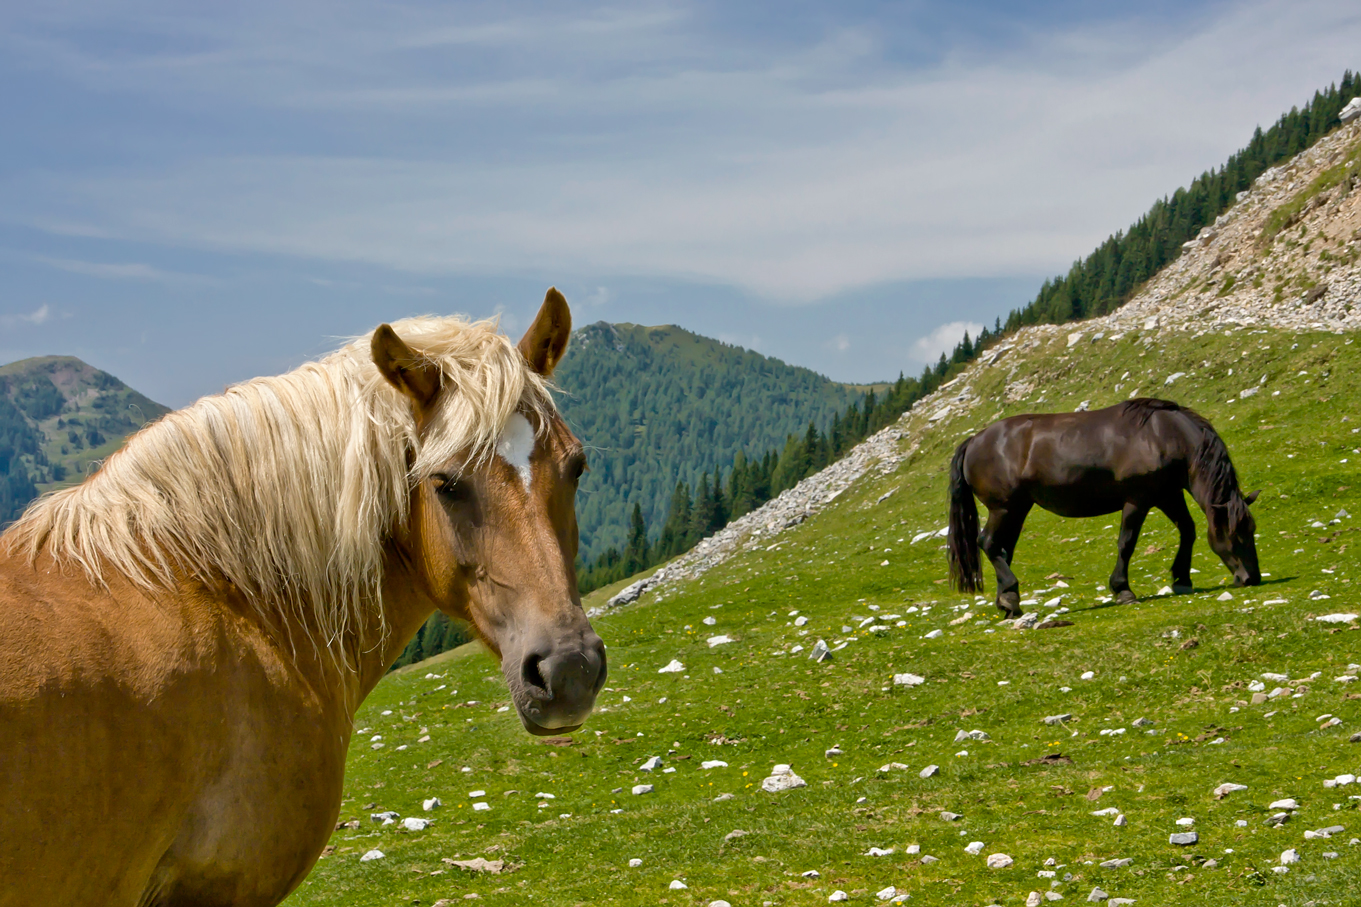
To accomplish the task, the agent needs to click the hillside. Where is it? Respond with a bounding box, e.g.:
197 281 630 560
0 356 170 522
554 322 862 561
287 119 1361 907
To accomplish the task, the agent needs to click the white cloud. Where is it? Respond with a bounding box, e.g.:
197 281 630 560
4 0 1361 301
911 320 983 365
34 256 181 281
0 304 51 328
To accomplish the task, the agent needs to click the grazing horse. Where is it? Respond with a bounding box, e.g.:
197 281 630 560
947 398 1260 615
0 290 605 907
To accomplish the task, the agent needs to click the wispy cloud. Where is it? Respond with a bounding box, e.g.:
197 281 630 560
3 0 1360 303
911 320 983 365
0 304 51 328
33 255 186 281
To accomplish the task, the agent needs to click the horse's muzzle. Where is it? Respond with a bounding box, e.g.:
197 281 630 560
510 630 607 736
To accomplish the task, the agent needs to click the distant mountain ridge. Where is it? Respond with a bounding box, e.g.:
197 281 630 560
0 356 170 522
553 322 864 561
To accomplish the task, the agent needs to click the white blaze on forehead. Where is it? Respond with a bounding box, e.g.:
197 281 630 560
495 413 536 490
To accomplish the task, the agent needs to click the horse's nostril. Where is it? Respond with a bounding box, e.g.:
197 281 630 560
522 653 549 698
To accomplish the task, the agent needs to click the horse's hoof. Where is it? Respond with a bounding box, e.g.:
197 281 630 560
1114 589 1137 604
1172 584 1194 595
996 592 1022 618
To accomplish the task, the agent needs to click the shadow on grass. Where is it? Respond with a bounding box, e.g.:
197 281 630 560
1068 575 1299 613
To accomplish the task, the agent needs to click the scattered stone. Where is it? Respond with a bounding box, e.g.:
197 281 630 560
802 870 821 878
443 858 505 874
709 901 732 907
360 849 385 862
1014 612 1040 630
632 784 654 795
810 639 833 662
865 846 895 857
925 629 944 639
1114 814 1127 827
628 858 642 867
965 841 985 855
920 764 940 779
1100 858 1133 868
706 635 735 647
825 746 843 758
701 759 728 769
1175 817 1195 827
669 880 688 889
401 817 430 831
422 797 442 811
986 853 1014 869
876 887 897 901
1087 888 1108 903
941 811 963 822
1027 893 1043 907
919 854 939 864
1269 798 1299 810
829 892 849 903
1315 614 1358 624
1043 714 1074 726
658 660 684 674
1281 848 1300 865
1217 591 1234 602
1169 832 1198 845
1267 812 1290 826
1214 783 1248 798
761 764 807 792
1080 671 1095 681
640 756 663 771
893 673 925 686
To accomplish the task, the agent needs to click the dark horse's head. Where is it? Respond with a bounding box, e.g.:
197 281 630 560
1207 489 1261 586
1192 417 1261 586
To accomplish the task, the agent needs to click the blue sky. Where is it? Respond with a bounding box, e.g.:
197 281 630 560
2 0 1360 406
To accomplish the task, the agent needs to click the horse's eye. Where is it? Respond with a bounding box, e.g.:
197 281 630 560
568 455 587 481
434 475 474 504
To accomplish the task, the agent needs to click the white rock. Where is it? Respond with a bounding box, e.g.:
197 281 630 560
401 817 430 831
1113 814 1127 827
965 841 985 855
1316 614 1358 624
658 659 685 673
893 673 925 686
876 886 897 900
422 797 442 811
360 849 385 862
640 756 663 771
707 634 735 647
925 629 943 639
632 784 654 795
628 858 642 867
1214 783 1247 797
865 846 895 856
829 892 849 903
702 760 728 769
1269 798 1299 810
761 765 807 792
802 870 821 878
669 880 688 889
1281 848 1300 865
1027 893 1043 907
794 616 809 627
1217 591 1234 601
986 853 1014 869
472 802 489 812
702 616 717 625
1091 807 1120 817
920 764 940 778
1080 671 1095 681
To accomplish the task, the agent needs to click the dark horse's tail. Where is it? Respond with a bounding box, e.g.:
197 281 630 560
947 437 984 593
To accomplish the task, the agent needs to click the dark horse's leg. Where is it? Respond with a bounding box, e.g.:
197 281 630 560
980 501 1032 617
1109 502 1149 604
1157 493 1197 594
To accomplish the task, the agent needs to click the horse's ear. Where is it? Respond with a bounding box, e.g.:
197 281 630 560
372 324 441 407
1244 489 1260 505
518 287 571 377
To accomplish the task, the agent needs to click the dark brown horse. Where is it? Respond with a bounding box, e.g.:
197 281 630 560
947 398 1260 615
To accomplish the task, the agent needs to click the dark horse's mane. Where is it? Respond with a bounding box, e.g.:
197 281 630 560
1121 397 1249 532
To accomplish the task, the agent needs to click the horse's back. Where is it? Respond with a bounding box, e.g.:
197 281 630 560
966 403 1194 515
0 553 343 907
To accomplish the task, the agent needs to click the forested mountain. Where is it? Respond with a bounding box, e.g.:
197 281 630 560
553 322 865 562
0 357 169 523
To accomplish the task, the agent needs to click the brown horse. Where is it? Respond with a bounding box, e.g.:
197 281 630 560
0 290 605 906
947 398 1260 615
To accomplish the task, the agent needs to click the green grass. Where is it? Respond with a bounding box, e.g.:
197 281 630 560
287 324 1361 907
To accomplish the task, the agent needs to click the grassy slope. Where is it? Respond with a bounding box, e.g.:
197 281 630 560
288 325 1359 907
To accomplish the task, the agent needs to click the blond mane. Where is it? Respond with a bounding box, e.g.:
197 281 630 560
5 315 555 655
